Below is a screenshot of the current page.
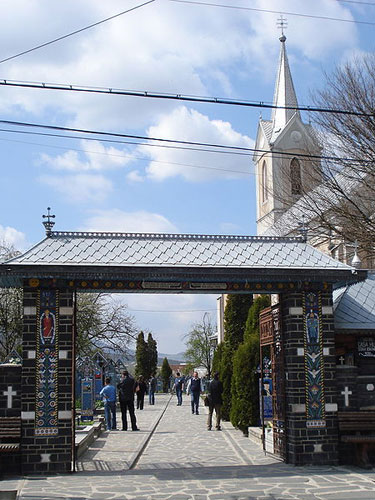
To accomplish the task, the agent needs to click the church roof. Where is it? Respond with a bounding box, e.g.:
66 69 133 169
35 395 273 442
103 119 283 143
262 167 365 237
270 35 300 143
5 231 357 271
333 273 375 330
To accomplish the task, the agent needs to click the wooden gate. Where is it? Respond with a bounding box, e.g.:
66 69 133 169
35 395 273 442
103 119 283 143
260 305 286 461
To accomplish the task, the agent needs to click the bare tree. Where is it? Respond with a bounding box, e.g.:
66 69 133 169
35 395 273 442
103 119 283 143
76 293 137 356
184 313 215 379
266 54 375 266
0 242 22 359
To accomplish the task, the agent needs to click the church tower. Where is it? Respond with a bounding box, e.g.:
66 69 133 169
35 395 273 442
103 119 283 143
254 34 321 235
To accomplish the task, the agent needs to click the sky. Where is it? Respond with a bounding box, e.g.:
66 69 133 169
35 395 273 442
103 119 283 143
0 0 373 354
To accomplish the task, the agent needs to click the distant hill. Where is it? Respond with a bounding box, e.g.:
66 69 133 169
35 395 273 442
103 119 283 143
158 351 186 364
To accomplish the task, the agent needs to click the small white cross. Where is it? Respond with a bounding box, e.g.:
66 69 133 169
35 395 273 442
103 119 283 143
339 356 345 365
341 386 352 407
3 385 17 408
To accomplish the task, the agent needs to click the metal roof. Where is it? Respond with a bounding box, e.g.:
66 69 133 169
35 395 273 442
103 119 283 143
333 273 375 331
4 231 357 270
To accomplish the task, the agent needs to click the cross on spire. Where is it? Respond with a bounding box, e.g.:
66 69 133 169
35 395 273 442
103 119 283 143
42 207 56 237
277 15 288 42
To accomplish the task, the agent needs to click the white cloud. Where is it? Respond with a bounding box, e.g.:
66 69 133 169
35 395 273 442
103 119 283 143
0 0 358 128
39 140 133 172
82 209 177 233
39 173 112 203
139 106 253 182
120 294 218 353
0 225 28 251
126 170 144 183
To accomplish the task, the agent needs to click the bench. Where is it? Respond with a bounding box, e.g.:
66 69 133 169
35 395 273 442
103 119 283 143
338 411 375 469
0 417 21 453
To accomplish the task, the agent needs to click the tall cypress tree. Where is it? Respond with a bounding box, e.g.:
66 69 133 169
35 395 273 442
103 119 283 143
135 331 148 377
230 295 271 434
160 357 172 392
147 332 158 378
219 294 253 420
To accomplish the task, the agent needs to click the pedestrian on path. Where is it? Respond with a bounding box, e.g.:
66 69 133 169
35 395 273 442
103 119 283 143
186 371 203 415
136 375 147 410
117 370 139 431
173 372 184 406
148 375 157 405
100 377 117 431
206 372 223 431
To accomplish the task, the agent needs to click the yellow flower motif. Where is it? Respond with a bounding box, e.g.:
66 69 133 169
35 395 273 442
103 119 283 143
129 282 135 288
93 281 99 288
81 281 87 287
29 279 39 288
105 281 111 288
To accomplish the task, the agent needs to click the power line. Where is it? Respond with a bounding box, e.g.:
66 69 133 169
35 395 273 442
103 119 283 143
0 133 254 176
0 79 372 117
128 308 217 313
0 119 370 165
0 0 155 65
336 0 375 5
170 0 375 26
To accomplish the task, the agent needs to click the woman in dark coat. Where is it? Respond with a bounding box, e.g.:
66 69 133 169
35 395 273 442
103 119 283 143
136 375 148 410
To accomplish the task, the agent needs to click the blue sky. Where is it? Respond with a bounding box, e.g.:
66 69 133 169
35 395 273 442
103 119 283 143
0 0 373 353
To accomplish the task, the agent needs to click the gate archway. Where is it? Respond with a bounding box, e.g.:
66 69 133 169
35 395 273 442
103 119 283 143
0 228 366 473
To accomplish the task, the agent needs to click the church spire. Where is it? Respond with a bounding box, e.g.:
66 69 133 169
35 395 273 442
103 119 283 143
271 31 300 137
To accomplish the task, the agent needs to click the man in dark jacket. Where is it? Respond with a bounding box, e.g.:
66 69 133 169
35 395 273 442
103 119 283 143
187 371 203 415
117 370 139 431
207 372 223 431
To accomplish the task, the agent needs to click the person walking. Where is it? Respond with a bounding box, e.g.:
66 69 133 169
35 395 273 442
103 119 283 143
207 372 224 431
99 377 117 431
117 370 139 431
186 371 203 415
135 375 147 410
148 375 157 405
173 372 184 406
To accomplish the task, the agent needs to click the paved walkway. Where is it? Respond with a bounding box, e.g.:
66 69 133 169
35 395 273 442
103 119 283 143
1 394 375 499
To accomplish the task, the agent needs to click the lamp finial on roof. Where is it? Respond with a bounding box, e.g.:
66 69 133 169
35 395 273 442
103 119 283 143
298 215 308 242
42 207 55 237
351 240 362 269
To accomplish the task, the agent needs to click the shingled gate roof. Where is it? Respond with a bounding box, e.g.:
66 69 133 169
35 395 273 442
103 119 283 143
0 231 366 291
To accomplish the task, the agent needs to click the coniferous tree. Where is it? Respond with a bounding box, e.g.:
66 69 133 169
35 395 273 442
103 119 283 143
160 357 172 392
135 331 148 377
219 294 253 420
230 295 271 434
212 341 224 375
147 332 158 378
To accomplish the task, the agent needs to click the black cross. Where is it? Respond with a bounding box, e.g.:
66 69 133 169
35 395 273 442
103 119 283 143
277 15 288 38
42 207 56 236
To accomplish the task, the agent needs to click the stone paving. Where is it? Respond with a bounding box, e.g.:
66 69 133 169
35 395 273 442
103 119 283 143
1 394 375 499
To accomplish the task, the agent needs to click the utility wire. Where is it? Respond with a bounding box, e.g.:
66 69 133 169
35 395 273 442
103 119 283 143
128 308 217 312
0 133 255 176
337 0 375 4
0 127 325 170
0 0 155 65
0 119 370 164
170 0 375 26
0 79 372 117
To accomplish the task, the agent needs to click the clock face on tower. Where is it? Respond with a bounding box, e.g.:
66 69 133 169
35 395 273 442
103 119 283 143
291 130 302 143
